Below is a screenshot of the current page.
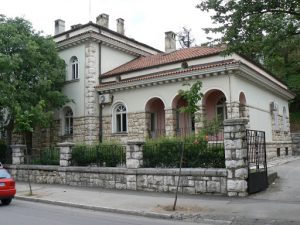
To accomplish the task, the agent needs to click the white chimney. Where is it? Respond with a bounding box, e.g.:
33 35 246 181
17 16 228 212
54 19 65 35
165 31 176 53
116 18 125 35
96 14 109 28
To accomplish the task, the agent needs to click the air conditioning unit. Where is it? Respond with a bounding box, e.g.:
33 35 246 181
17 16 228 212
270 102 278 111
99 93 113 104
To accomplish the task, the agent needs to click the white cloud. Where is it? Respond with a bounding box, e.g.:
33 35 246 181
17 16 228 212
1 0 215 50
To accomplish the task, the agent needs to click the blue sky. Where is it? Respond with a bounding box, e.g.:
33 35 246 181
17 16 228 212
1 0 215 50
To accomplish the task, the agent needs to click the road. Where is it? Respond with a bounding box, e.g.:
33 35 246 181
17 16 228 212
0 200 209 225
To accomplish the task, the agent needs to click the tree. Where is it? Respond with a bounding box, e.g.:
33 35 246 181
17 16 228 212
173 81 203 211
0 15 68 146
177 27 196 48
197 1 300 117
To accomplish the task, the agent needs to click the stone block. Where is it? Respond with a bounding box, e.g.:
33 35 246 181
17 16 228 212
126 159 140 169
183 187 195 194
227 180 247 192
207 181 220 193
126 175 136 182
235 168 248 179
195 180 206 193
127 181 137 190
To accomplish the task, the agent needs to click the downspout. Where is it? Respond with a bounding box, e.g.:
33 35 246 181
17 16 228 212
98 41 103 143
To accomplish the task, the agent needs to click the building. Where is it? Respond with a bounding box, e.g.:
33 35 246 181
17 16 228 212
34 13 294 160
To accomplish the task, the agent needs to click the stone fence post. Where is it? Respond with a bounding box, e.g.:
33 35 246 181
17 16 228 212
126 141 144 169
224 118 249 197
58 142 74 167
11 144 26 165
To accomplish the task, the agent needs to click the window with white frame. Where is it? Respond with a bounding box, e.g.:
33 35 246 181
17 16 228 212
114 104 127 133
70 56 79 80
283 107 287 132
64 107 73 135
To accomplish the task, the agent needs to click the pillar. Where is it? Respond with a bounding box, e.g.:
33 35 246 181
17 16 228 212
126 141 144 169
58 142 74 167
224 118 249 197
11 144 26 165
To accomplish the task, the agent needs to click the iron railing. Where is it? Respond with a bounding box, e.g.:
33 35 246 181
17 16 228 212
71 144 126 167
143 141 225 168
27 147 60 165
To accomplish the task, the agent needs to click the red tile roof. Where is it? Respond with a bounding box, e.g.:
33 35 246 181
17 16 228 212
96 59 238 89
102 46 224 77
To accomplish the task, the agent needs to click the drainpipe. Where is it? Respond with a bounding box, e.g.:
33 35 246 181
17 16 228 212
99 100 103 143
98 41 103 143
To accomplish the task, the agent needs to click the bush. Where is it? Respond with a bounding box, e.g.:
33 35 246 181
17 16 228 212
71 143 125 167
29 147 59 165
143 137 225 168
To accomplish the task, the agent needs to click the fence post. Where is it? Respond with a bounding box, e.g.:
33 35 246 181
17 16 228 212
224 118 249 197
10 144 26 165
126 141 144 169
58 142 74 167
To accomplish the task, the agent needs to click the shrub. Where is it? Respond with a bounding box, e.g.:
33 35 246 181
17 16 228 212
71 143 125 167
143 137 225 168
29 147 60 165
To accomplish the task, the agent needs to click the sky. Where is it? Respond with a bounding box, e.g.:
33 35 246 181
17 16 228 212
1 0 215 51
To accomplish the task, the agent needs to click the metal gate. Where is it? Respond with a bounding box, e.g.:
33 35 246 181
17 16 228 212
246 129 268 194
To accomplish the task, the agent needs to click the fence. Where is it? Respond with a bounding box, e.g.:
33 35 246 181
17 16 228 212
27 147 60 165
0 144 12 164
71 144 126 167
143 141 225 168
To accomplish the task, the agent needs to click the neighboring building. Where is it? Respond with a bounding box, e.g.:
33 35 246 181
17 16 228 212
33 14 294 160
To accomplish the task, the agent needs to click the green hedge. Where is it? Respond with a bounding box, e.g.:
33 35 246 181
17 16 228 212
29 147 60 165
143 137 225 168
71 143 125 167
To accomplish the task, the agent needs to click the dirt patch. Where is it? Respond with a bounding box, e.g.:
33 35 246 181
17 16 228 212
153 204 212 214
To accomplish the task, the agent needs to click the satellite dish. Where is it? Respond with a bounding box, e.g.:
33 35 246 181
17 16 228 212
0 108 11 127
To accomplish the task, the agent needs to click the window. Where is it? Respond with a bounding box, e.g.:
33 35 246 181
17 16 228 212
274 109 279 131
71 57 79 80
64 108 73 135
114 104 127 133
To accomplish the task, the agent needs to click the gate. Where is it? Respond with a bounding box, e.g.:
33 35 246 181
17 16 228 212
246 129 268 194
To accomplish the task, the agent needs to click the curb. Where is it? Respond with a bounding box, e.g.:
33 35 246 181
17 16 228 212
15 195 172 220
15 195 232 224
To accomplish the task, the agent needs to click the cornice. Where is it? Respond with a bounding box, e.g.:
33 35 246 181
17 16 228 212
56 31 153 57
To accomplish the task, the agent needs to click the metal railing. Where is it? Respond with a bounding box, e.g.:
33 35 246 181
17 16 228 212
27 147 60 165
143 141 225 168
71 144 126 167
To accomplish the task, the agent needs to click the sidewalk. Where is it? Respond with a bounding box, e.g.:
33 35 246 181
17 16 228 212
15 156 300 224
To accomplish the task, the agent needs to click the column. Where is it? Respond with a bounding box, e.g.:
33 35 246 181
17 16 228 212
224 118 249 197
11 144 26 165
58 142 74 167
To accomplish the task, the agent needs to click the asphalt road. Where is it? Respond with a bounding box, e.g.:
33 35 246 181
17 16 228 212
0 200 209 225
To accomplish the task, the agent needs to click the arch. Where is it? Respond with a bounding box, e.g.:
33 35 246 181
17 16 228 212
172 95 195 136
202 89 227 121
145 97 165 138
239 92 247 118
70 56 79 80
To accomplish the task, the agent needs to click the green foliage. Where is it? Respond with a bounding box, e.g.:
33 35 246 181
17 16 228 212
29 147 59 165
197 0 300 112
143 137 225 168
72 143 126 167
178 81 203 115
0 15 68 137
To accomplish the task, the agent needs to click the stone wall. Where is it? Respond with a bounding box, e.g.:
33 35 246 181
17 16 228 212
7 165 227 195
291 133 300 155
265 141 293 159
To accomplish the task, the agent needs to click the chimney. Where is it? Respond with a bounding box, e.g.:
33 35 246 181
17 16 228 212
165 31 176 53
54 19 65 35
96 13 109 28
116 18 125 35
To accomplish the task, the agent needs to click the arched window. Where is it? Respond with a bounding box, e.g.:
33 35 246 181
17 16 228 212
274 108 279 131
71 56 79 80
64 108 73 135
283 107 287 132
114 104 127 133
